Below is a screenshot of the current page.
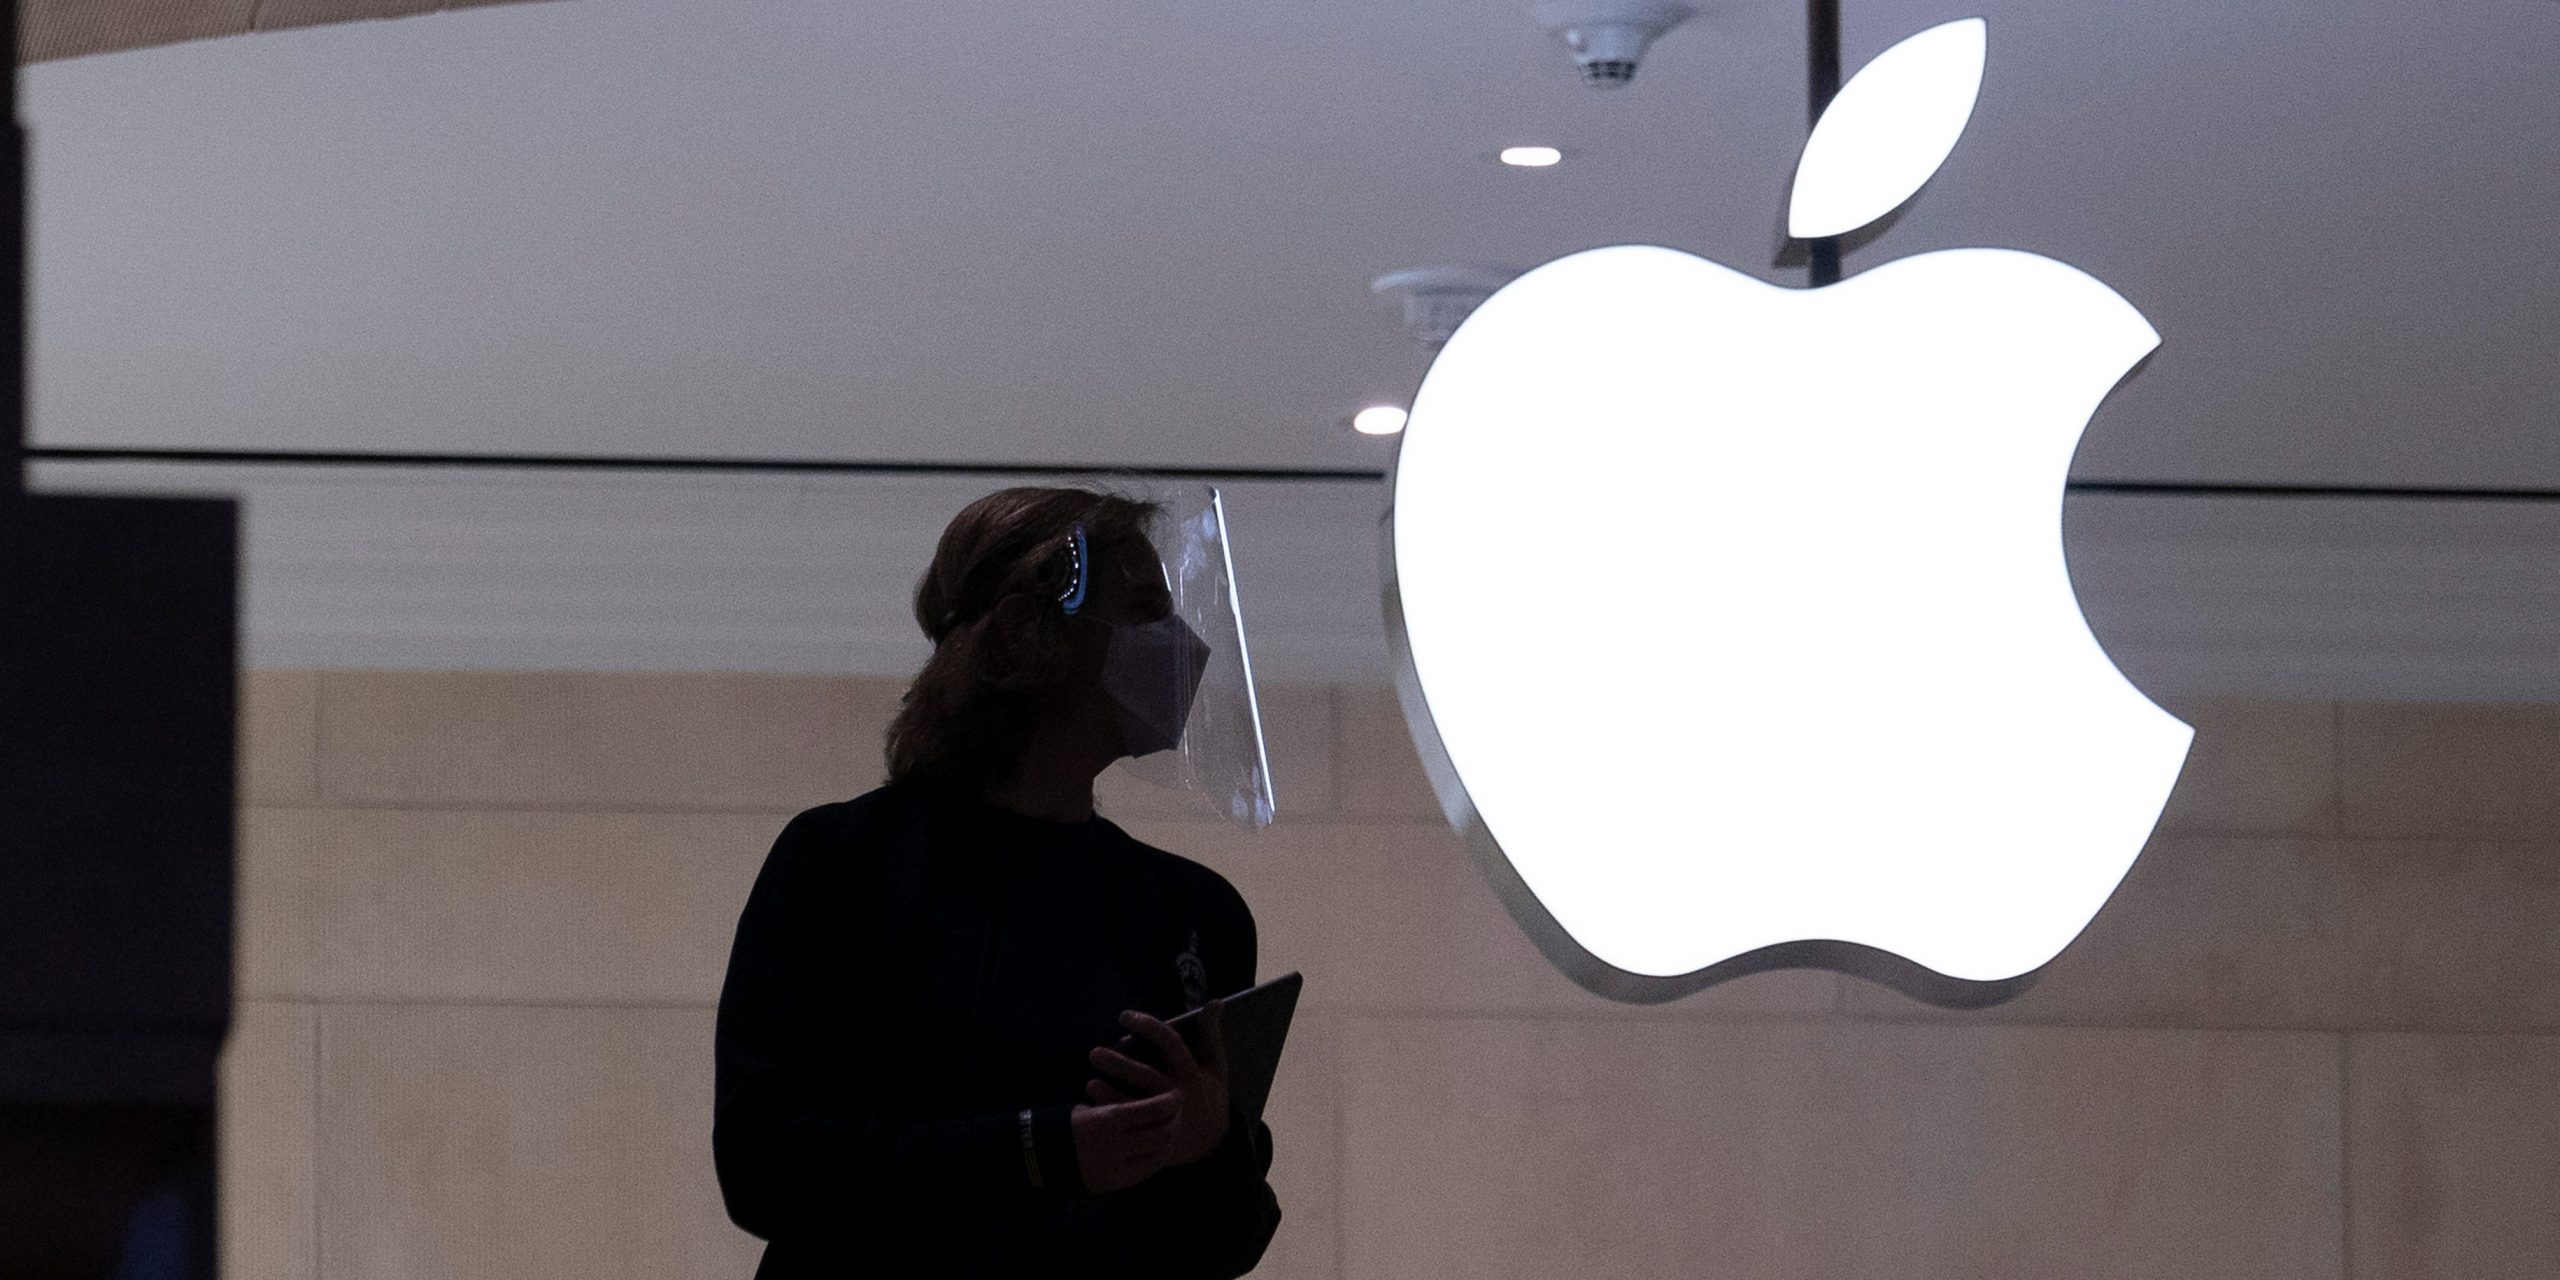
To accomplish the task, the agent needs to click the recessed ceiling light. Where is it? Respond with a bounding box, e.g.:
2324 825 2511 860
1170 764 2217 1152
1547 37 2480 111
1500 145 1565 168
1352 406 1409 435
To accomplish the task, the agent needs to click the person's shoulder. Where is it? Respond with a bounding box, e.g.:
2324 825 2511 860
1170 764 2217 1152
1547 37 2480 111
777 784 882 835
769 782 929 863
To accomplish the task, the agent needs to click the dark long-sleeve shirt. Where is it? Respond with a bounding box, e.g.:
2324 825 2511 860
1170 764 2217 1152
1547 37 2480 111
713 780 1282 1278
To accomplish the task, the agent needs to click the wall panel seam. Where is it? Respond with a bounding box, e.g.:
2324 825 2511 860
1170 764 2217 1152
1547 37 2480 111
309 1001 325 1280
2338 1030 2353 1280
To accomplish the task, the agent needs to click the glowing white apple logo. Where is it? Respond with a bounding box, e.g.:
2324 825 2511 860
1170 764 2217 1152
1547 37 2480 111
1383 17 2192 1007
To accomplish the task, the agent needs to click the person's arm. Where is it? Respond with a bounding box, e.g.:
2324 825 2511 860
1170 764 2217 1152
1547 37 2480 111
711 805 1083 1242
1118 886 1284 1279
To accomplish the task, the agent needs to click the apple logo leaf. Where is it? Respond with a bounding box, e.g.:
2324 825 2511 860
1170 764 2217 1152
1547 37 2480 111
1786 17 1988 242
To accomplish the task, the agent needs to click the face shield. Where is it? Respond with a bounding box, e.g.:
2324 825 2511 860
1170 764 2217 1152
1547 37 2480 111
1070 486 1276 829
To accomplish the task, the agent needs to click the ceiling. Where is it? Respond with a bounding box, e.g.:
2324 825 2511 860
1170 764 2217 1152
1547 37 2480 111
15 0 538 64
22 0 2560 483
17 0 2560 695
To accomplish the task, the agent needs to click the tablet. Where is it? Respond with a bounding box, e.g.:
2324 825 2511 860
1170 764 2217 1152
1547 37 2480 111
1123 971 1302 1122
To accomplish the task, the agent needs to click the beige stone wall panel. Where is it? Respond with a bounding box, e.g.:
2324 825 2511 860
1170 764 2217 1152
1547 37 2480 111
316 1004 762 1278
316 670 904 809
2349 1033 2560 1279
1340 1018 2343 1280
241 668 321 805
220 1000 318 1280
1844 836 2560 1032
253 807 780 1004
2339 703 2560 838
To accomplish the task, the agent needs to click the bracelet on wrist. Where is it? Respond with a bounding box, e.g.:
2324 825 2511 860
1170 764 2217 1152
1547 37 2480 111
1018 1107 1043 1189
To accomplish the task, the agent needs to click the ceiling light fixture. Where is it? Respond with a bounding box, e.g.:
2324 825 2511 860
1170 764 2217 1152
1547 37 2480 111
1371 265 1526 345
1352 406 1409 436
1500 146 1564 168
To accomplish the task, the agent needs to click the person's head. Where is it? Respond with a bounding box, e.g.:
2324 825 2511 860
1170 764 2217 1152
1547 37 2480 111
886 486 1175 792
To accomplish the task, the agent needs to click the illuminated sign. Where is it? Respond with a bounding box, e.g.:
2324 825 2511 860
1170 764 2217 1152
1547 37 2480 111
1384 18 2191 1006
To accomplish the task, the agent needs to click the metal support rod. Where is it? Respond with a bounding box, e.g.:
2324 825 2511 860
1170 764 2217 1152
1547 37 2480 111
1805 0 1842 288
23 444 1390 485
27 446 2560 505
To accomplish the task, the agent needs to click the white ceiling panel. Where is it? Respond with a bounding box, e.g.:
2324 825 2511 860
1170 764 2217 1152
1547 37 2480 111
23 0 2558 485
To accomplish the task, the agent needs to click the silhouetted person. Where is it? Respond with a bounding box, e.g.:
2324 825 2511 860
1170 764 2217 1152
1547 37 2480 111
714 487 1281 1278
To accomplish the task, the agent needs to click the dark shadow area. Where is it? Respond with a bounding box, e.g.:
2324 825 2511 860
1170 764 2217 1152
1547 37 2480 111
0 494 240 1278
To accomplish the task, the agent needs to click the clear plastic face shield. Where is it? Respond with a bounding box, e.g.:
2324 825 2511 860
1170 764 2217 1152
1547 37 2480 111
1063 487 1276 829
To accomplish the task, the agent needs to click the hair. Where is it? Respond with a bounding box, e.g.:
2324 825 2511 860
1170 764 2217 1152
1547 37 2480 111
884 486 1163 791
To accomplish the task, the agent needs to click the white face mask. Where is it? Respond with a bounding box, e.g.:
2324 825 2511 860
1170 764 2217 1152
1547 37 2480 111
1100 615 1212 758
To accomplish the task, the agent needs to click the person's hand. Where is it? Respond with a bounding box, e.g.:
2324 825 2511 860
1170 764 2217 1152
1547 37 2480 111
1086 999 1230 1169
1069 1088 1181 1194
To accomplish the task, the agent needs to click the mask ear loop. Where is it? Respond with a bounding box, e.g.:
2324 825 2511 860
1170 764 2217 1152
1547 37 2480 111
1057 524 1091 616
